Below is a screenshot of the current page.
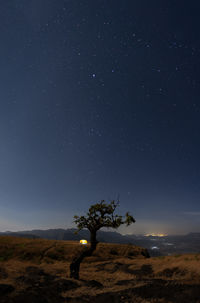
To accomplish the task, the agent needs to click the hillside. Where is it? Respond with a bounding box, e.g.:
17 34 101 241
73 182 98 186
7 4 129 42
0 236 200 302
1 229 200 256
0 236 149 263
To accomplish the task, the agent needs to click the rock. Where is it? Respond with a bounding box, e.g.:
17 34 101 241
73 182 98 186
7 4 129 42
16 266 55 286
85 280 103 288
132 279 200 302
11 293 49 303
0 284 15 296
115 279 133 285
133 264 154 277
12 283 67 303
25 266 46 276
52 278 79 291
0 267 8 279
141 249 150 258
158 267 187 278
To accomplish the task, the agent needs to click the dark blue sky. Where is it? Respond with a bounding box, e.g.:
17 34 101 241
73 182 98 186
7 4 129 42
0 1 200 234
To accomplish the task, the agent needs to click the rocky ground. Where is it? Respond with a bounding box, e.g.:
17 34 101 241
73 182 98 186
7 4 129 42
0 236 200 302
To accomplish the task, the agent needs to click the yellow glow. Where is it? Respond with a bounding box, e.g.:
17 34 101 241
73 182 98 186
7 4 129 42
80 239 88 244
145 233 167 237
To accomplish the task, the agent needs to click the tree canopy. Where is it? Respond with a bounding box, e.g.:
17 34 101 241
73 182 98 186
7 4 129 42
73 200 135 233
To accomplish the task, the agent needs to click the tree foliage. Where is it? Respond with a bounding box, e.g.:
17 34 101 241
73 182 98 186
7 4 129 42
73 200 135 233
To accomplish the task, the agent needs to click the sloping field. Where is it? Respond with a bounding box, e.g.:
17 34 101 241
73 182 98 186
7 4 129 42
0 236 200 302
0 235 148 262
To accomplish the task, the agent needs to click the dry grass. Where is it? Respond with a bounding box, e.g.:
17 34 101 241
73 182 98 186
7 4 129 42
0 236 200 302
0 236 145 262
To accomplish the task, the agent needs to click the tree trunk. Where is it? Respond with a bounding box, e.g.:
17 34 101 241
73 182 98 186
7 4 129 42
69 230 98 279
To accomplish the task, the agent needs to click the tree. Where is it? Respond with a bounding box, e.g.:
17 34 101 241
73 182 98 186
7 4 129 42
69 199 135 279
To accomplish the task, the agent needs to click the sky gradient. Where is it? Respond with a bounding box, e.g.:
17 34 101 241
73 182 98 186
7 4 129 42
0 1 200 235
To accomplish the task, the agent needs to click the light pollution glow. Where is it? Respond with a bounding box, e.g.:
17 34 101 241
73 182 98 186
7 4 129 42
145 233 167 237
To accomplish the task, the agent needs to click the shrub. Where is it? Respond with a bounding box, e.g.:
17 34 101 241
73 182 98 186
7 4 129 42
127 251 136 257
109 249 118 255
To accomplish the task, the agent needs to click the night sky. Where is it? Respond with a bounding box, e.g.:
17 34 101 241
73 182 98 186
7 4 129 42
0 1 200 235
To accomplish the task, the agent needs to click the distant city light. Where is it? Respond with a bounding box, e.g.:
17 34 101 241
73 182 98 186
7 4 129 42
164 243 174 246
145 233 167 237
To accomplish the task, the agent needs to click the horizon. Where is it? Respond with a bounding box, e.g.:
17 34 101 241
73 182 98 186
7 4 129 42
0 210 199 235
0 226 198 237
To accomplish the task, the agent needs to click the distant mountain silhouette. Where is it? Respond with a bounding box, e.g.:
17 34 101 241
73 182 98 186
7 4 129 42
1 229 200 256
0 228 129 242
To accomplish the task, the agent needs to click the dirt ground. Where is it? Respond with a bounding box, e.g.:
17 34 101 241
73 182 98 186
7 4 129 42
0 237 200 302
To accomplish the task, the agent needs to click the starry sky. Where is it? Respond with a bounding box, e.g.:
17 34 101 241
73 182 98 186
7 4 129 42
0 1 200 235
